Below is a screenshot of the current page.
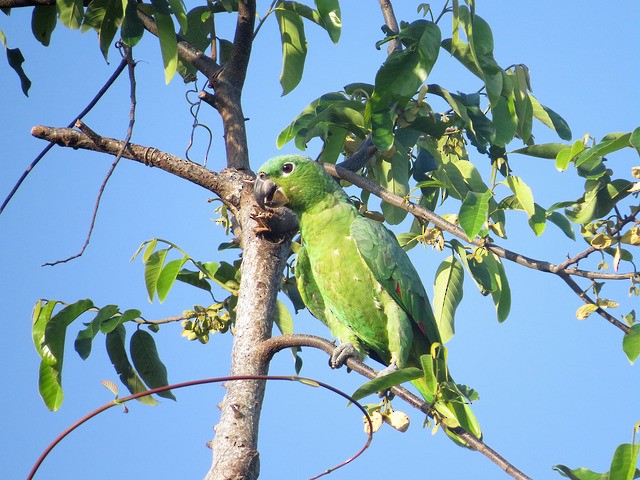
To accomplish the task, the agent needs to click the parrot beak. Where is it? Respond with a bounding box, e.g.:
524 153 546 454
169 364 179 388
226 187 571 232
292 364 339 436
254 173 289 209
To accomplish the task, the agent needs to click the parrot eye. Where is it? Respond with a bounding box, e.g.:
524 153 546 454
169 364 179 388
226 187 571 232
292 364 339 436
281 162 295 176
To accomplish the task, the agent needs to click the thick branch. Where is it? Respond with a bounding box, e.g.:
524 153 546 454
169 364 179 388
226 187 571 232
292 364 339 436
30 126 245 212
206 189 293 480
260 334 532 480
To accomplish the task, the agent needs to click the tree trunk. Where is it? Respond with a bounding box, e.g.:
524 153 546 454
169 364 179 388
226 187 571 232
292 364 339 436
205 189 291 480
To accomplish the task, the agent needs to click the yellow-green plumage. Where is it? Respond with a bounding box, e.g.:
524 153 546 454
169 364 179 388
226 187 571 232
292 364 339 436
255 154 480 443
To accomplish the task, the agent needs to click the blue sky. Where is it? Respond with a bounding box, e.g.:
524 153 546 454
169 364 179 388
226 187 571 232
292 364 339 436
1 1 639 479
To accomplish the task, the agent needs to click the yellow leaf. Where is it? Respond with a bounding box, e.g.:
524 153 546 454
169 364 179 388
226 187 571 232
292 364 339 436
576 304 598 320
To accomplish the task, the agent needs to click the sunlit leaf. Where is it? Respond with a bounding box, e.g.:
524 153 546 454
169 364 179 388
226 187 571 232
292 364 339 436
144 248 169 301
622 324 640 365
506 175 535 217
609 443 640 480
575 132 632 168
433 256 464 343
512 143 570 159
576 304 598 320
157 256 188 302
154 11 178 83
315 0 341 43
351 368 423 401
459 190 491 239
529 94 572 141
276 4 307 95
57 0 84 29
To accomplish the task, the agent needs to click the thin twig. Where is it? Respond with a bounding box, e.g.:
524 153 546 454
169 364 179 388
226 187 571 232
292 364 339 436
260 334 532 480
27 374 374 480
43 46 137 266
0 57 128 215
560 274 630 333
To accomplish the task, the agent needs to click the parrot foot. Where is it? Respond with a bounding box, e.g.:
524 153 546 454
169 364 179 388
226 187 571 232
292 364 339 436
329 342 361 369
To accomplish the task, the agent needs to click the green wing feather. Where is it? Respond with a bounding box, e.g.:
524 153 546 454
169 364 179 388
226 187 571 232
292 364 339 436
294 245 328 325
350 216 441 345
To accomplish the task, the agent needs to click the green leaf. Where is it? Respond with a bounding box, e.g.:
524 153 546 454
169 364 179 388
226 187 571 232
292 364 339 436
512 143 570 159
74 304 120 360
176 269 212 292
167 0 187 32
510 66 533 143
315 0 341 43
43 299 94 366
567 179 632 225
529 94 572 141
419 354 437 396
121 0 144 46
130 329 175 400
491 93 517 147
154 12 178 83
99 0 125 60
575 132 632 168
547 211 576 240
528 203 547 236
351 367 423 402
433 256 464 344
31 5 57 46
459 190 491 239
506 175 535 217
38 299 94 410
623 324 640 365
100 308 141 334
374 20 441 98
552 465 609 480
487 253 510 322
144 248 169 302
57 0 84 29
372 155 409 225
142 238 158 263
276 4 307 95
630 126 640 155
609 443 640 480
106 325 158 405
157 256 188 302
274 299 294 335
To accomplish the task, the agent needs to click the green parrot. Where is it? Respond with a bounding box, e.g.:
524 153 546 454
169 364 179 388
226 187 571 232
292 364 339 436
254 154 481 443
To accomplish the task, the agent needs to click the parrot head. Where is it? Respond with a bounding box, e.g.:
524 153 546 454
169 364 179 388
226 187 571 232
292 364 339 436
254 155 342 215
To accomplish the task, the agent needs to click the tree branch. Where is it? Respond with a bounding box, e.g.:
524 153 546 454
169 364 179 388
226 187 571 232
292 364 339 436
260 334 532 480
378 0 401 53
30 126 245 213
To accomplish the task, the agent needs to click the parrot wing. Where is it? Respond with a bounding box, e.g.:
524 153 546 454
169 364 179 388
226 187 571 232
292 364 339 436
350 215 441 345
294 244 328 326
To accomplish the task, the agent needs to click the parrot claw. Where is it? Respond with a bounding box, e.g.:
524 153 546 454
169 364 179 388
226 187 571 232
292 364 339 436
329 342 361 369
